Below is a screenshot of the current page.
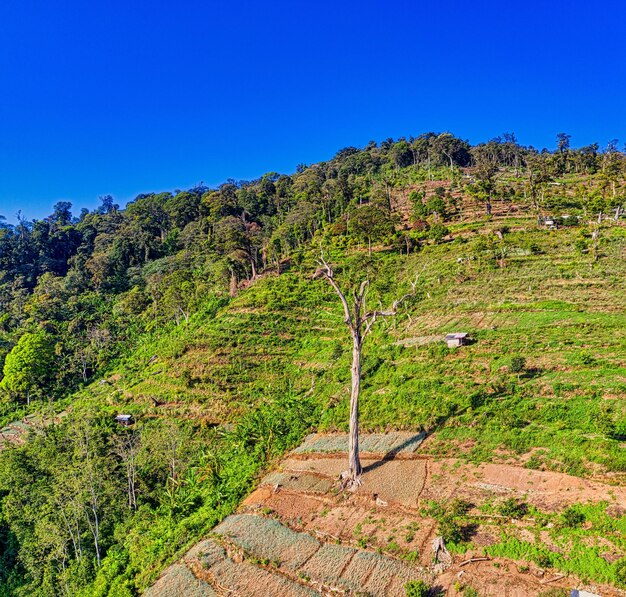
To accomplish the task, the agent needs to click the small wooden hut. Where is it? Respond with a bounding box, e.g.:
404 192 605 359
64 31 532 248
445 333 469 348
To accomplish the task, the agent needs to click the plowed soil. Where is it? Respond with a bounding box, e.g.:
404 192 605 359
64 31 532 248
149 432 625 596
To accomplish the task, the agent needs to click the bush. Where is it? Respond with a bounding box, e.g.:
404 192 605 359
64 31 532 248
610 421 626 441
468 391 486 409
615 558 626 588
405 579 430 597
534 551 554 569
438 515 464 543
525 240 542 254
498 498 528 519
578 352 596 366
560 506 585 528
573 238 588 254
509 356 526 373
538 589 568 597
449 499 472 517
429 223 449 243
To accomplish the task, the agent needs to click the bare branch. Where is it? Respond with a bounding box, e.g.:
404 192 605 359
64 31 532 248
361 271 422 338
363 314 378 337
317 257 353 326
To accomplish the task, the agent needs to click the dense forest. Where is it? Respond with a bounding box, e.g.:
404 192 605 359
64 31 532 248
0 132 625 595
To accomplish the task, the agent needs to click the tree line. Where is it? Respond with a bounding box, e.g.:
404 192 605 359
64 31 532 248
0 132 624 408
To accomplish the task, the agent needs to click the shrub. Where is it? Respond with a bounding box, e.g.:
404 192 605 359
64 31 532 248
611 421 626 441
449 499 472 517
468 391 486 409
438 515 464 544
405 579 430 597
615 558 626 588
525 240 542 254
429 223 449 243
509 356 526 373
538 589 568 597
534 551 554 569
574 238 588 254
498 498 528 519
560 506 585 528
578 352 596 366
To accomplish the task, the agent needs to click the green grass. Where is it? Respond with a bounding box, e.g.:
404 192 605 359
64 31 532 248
59 218 626 592
415 498 626 588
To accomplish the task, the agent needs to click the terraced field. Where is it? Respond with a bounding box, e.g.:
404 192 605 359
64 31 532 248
148 432 626 596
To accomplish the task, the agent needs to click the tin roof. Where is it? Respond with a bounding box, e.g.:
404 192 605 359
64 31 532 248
445 333 468 340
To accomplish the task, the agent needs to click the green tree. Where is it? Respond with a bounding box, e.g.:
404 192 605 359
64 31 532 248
470 143 499 215
348 205 394 254
555 132 572 175
0 331 55 404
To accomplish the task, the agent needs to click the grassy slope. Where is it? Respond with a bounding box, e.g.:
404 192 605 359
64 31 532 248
73 215 626 590
88 216 626 473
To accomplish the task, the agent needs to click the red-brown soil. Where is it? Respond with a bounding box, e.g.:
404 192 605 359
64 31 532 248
148 433 625 596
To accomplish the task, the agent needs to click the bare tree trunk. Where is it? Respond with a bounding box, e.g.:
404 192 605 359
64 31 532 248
56 500 80 561
87 495 101 568
229 271 238 297
348 332 362 479
592 228 600 262
316 257 420 489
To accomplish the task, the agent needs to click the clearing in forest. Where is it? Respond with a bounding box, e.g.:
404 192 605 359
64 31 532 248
149 432 626 596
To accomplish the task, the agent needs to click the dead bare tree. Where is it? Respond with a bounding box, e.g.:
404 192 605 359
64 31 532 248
316 255 419 489
113 429 140 510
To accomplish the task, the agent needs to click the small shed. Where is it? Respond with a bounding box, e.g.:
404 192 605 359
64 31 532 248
115 414 133 426
445 333 469 348
537 215 558 229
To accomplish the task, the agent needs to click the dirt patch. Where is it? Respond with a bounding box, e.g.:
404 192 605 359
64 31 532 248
147 432 626 596
213 514 320 570
269 456 427 509
143 563 217 597
424 459 626 511
212 514 429 596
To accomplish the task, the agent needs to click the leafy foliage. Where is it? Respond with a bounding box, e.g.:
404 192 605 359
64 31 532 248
0 132 624 594
404 579 430 597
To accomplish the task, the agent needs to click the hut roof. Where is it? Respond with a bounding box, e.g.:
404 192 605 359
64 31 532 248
445 333 468 340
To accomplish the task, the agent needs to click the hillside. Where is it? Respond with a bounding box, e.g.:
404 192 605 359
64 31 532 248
62 219 626 594
0 134 625 595
146 430 626 596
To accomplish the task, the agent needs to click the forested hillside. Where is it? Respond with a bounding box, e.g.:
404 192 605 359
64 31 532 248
0 132 625 595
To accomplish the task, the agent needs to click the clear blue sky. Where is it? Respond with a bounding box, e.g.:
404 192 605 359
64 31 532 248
1 0 625 223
